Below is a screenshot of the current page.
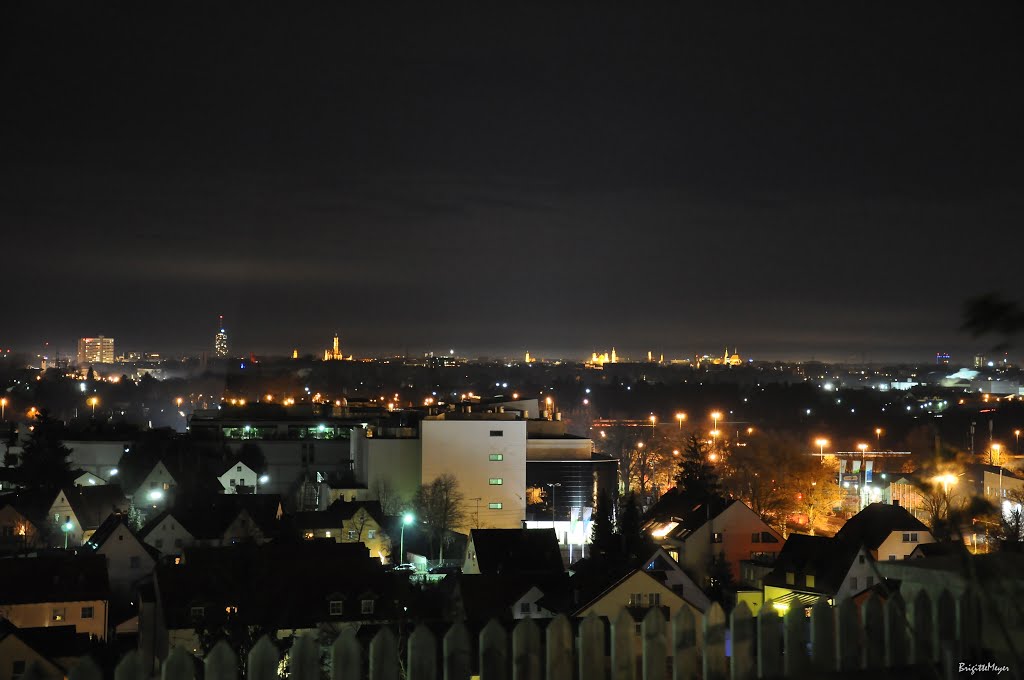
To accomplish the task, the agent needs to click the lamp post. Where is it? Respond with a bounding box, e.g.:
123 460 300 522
1 397 6 421
256 474 269 494
545 482 561 530
991 443 1002 467
857 443 868 507
711 411 722 432
88 396 98 417
1016 430 1021 455
399 513 414 565
875 428 883 448
815 438 829 463
675 412 686 429
61 521 73 549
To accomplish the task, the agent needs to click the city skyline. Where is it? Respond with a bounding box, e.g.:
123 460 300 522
2 3 1022 364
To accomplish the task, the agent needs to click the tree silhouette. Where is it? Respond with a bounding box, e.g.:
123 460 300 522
18 410 73 490
675 434 721 500
412 473 466 560
590 488 617 557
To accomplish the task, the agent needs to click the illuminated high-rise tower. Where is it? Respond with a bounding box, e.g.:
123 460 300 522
214 316 229 357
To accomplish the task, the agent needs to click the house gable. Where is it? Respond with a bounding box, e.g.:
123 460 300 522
575 569 698 620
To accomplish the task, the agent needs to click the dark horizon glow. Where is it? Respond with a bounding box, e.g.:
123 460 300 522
2 2 1022 363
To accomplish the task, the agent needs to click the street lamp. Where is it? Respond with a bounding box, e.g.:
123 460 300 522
88 396 98 416
0 397 6 421
61 521 73 549
711 411 722 431
256 474 269 493
992 443 1002 467
675 412 687 429
815 438 829 463
649 415 657 428
933 473 958 494
545 482 562 529
875 428 883 447
1016 430 1021 455
399 513 414 565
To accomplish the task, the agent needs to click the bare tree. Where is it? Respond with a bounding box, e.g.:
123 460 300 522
372 476 401 515
412 473 467 561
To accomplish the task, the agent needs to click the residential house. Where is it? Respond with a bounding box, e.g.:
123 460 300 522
145 540 406 664
834 502 935 562
761 534 874 612
0 554 110 639
643 490 782 587
129 460 178 510
85 513 161 602
0 621 94 680
285 500 390 562
462 528 564 576
575 568 706 622
139 495 283 555
73 471 107 487
216 460 259 494
640 548 712 614
447 573 568 624
46 485 129 547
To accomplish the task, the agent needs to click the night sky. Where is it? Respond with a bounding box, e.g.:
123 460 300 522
3 2 1023 362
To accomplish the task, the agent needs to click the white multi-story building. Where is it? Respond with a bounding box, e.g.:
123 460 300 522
77 336 115 365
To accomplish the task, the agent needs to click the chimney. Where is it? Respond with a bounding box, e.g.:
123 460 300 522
892 499 900 507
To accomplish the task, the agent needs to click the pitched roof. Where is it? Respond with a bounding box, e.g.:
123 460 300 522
453 573 569 621
641 488 736 539
87 513 161 560
0 554 110 604
156 539 399 630
0 621 94 665
468 528 563 576
58 485 130 530
141 494 282 541
762 533 862 595
0 488 55 524
834 503 930 550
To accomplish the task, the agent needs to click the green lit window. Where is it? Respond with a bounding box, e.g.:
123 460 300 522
489 478 503 485
489 454 503 461
488 503 502 509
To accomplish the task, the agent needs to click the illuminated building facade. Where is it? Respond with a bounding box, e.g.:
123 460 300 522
77 336 115 365
324 334 345 361
214 315 229 357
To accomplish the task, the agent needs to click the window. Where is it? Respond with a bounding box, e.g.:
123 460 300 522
858 554 865 564
785 572 795 585
488 503 502 509
489 478 503 485
304 532 315 540
230 479 237 486
236 466 242 472
12 661 25 678
902 533 919 543
82 606 94 619
711 532 724 543
751 533 761 543
627 592 643 606
361 599 375 614
888 555 896 561
52 607 66 622
348 530 357 540
489 453 504 461
367 529 376 539
489 430 503 437
848 577 857 591
520 602 531 614
130 556 141 569
190 606 205 618
648 593 661 607
806 575 815 588
329 601 343 616
155 538 164 549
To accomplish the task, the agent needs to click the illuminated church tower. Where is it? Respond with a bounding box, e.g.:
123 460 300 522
214 316 229 357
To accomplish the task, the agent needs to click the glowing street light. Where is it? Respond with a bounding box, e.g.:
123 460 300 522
875 428 883 447
88 396 99 416
61 521 74 550
400 513 415 565
1016 429 1021 455
933 473 958 494
991 443 1003 466
711 411 722 431
649 415 657 427
815 438 829 462
0 397 6 421
675 412 687 429
176 397 184 408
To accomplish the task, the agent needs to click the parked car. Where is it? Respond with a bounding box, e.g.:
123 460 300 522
392 563 417 573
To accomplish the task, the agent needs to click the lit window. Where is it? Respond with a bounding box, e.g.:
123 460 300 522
711 532 724 543
489 453 503 461
348 530 357 540
806 575 815 588
367 529 376 539
190 606 205 618
785 572 795 585
488 503 502 509
489 478 503 485
361 599 374 614
52 607 66 622
304 532 314 540
330 601 343 616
